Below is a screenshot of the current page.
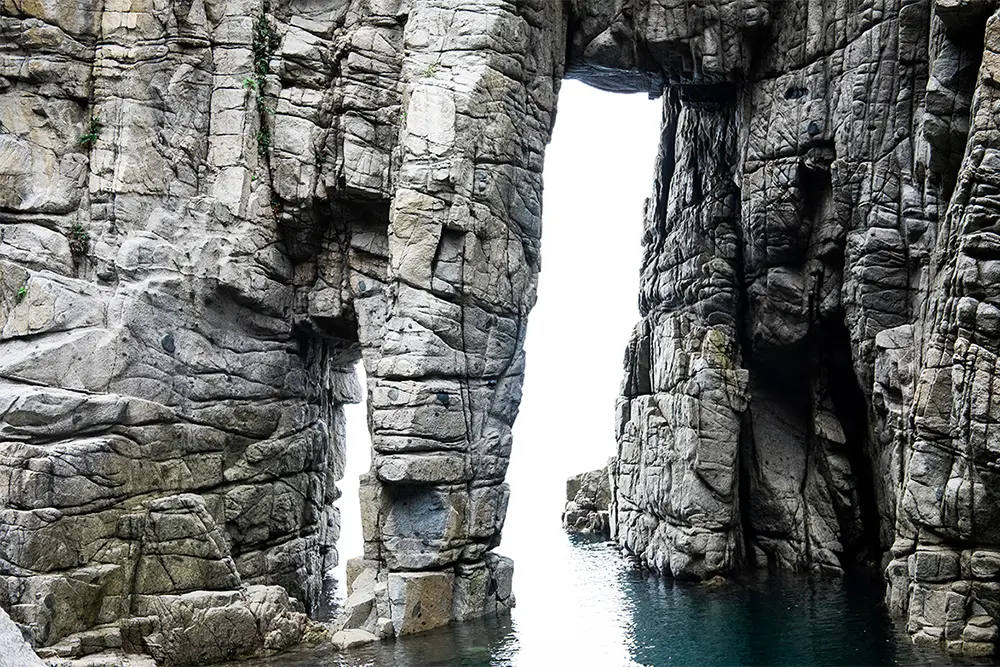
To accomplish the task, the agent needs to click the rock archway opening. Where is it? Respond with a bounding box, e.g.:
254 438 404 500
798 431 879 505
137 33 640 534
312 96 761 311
508 79 661 540
326 361 371 613
327 77 664 622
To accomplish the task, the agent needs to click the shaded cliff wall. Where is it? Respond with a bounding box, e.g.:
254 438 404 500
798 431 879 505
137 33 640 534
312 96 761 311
605 0 1000 656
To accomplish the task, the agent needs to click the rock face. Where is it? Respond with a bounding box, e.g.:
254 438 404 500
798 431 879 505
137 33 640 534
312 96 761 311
0 604 45 667
562 466 612 536
2 0 1000 662
607 0 1000 659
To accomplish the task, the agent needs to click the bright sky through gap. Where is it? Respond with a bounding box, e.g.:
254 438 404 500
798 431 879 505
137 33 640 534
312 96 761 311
336 83 663 654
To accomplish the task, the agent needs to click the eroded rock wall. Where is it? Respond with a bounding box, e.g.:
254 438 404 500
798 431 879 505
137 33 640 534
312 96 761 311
5 0 1000 662
884 8 1000 653
1 0 563 661
612 88 750 579
0 0 375 661
607 0 1000 657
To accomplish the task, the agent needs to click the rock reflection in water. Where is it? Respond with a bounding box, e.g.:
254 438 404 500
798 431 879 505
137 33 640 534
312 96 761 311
234 536 988 667
230 615 517 667
623 567 897 666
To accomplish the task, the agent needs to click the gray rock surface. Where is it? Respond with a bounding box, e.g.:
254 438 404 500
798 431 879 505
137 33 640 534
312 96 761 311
0 604 45 667
3 0 1000 661
607 0 1000 659
562 466 612 536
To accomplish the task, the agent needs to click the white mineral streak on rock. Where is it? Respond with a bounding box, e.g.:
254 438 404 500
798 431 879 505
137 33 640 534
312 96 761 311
0 605 45 667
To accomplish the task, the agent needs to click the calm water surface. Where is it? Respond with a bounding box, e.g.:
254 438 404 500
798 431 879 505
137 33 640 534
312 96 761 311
237 536 982 667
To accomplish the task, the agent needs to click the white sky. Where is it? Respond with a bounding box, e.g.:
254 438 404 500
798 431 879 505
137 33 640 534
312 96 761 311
337 81 663 618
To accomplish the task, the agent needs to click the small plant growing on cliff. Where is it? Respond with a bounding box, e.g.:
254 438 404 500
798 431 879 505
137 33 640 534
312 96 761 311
252 10 278 78
256 130 271 156
15 282 27 304
79 114 102 148
68 222 90 257
248 5 279 157
424 63 439 76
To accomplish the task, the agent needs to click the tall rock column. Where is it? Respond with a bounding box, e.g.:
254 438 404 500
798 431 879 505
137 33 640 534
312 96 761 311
570 0 772 581
886 7 1000 655
340 0 566 636
611 90 749 579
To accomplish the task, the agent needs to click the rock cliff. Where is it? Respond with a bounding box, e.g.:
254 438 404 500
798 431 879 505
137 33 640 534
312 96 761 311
2 0 1000 662
608 0 1000 658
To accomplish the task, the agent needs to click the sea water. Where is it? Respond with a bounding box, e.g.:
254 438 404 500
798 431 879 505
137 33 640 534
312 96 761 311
235 534 984 667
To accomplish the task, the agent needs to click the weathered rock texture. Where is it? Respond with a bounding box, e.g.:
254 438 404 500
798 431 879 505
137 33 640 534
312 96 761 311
1 0 542 661
0 604 45 667
3 0 1000 661
562 465 612 536
606 0 1000 659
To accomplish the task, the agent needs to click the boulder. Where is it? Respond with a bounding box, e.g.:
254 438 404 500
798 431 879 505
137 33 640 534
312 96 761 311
562 465 613 537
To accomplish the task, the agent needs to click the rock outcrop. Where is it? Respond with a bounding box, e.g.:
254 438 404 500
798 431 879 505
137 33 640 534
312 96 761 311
562 466 612 537
4 0 1000 661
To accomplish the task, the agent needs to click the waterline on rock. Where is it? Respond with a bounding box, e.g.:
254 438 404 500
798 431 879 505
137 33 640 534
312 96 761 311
234 535 985 667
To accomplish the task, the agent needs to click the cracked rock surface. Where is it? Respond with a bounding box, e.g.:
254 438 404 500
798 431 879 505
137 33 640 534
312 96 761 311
562 466 612 536
607 0 1000 659
3 0 1000 662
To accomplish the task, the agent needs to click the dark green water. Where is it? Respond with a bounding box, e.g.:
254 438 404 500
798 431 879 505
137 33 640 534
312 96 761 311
236 536 986 667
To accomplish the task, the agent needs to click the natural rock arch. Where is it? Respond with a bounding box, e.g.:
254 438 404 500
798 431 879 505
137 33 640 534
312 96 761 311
1 0 999 662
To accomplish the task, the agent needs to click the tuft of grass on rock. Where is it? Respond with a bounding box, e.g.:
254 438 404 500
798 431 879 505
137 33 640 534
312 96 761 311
79 114 102 148
69 221 90 257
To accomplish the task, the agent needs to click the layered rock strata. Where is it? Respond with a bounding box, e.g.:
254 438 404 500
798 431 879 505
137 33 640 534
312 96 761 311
3 0 1000 662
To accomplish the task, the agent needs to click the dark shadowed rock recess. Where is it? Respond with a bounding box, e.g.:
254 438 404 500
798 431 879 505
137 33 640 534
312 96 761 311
2 0 1000 663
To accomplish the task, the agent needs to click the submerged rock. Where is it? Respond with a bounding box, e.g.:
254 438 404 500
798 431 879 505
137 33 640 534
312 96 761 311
330 629 378 650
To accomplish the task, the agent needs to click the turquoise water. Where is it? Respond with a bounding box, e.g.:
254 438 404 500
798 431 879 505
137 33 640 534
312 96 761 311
236 536 983 667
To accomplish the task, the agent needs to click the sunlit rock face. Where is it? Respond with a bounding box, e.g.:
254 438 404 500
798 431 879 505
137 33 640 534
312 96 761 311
0 0 559 662
1 0 1000 662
